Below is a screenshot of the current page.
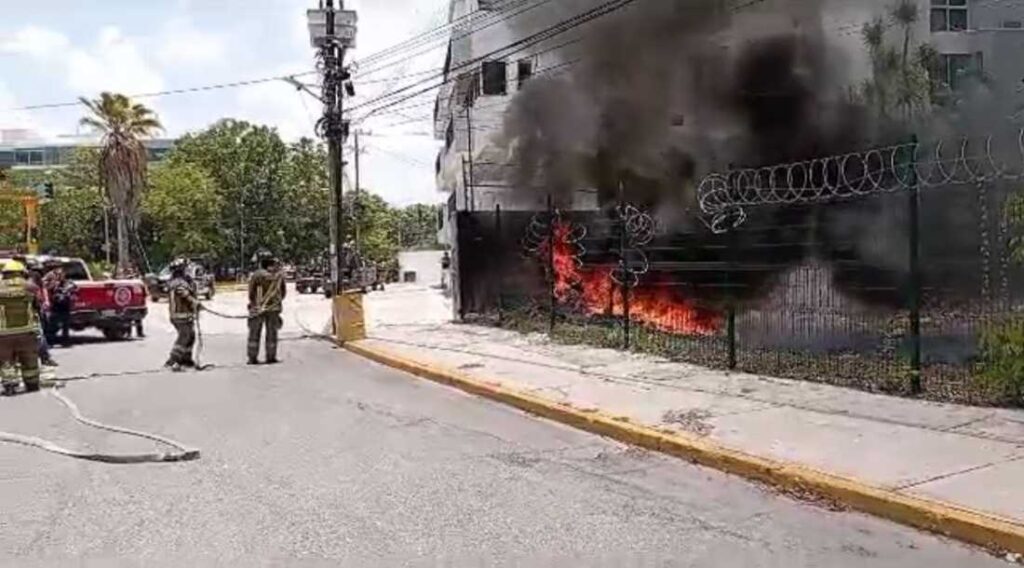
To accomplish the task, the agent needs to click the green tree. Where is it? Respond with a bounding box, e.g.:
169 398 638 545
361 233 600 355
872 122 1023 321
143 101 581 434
396 204 441 250
170 119 290 269
280 138 330 265
345 191 398 266
858 5 932 120
79 92 163 275
142 161 225 266
38 187 106 259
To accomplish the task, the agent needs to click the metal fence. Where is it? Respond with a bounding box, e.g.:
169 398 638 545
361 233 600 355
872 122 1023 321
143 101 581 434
454 130 1024 406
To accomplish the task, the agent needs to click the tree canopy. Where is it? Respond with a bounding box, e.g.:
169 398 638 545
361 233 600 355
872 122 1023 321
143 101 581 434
19 118 440 276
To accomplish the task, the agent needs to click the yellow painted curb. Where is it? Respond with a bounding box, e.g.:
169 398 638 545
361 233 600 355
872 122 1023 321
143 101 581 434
345 340 1024 555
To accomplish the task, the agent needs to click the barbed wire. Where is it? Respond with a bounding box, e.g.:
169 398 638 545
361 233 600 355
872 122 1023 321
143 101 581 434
697 129 1024 233
610 204 654 288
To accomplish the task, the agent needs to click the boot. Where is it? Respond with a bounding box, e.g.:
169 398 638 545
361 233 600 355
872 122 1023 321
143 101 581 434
24 382 40 393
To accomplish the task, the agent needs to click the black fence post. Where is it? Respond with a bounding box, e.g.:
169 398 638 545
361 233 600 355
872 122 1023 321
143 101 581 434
908 135 923 394
547 194 556 335
495 203 503 325
727 229 737 370
618 194 631 350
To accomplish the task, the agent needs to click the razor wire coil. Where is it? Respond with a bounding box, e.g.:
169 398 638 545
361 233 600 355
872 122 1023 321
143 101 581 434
698 129 1024 233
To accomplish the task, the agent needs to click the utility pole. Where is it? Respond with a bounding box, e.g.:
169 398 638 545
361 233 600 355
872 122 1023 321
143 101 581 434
312 0 356 295
354 129 361 258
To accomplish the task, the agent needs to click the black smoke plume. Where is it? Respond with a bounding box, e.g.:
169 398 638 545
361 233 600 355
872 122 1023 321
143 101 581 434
492 0 1005 310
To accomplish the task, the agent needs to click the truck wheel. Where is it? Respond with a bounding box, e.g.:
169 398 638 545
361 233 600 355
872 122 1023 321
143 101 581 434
297 285 306 294
102 327 130 341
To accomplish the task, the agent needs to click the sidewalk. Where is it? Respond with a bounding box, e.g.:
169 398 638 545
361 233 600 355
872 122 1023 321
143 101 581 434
356 285 1024 547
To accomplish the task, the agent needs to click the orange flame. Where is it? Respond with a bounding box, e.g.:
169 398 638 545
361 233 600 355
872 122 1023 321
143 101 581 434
548 223 721 335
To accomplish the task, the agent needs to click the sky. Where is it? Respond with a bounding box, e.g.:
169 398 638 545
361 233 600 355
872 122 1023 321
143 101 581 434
0 0 449 206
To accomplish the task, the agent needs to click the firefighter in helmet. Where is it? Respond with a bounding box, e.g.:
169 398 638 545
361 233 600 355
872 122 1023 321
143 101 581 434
165 257 200 371
0 259 41 395
247 249 286 365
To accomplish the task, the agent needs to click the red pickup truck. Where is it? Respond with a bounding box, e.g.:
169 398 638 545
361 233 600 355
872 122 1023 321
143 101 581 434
38 256 148 341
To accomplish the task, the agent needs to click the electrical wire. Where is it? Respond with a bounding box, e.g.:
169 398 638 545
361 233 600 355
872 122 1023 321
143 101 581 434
349 0 641 122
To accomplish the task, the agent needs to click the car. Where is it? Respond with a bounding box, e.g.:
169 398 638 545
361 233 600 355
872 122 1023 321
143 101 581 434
10 254 149 341
146 261 215 301
295 269 325 295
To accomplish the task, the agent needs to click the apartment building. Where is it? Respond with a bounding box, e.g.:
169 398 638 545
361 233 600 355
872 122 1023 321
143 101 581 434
434 0 1024 244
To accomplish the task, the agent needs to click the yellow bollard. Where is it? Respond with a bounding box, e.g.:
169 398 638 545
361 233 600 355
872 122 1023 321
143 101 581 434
333 291 366 343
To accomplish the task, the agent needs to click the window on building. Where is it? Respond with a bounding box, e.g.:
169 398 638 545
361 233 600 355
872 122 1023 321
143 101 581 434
445 119 455 150
931 0 968 32
940 52 983 90
481 60 507 96
517 58 534 89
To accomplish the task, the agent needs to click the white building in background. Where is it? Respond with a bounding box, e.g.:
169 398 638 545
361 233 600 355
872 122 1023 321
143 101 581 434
433 0 601 245
824 0 1024 99
397 250 445 286
433 0 1024 244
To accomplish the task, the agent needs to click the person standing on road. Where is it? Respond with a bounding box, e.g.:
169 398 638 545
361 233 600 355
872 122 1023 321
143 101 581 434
43 263 75 346
165 258 200 371
247 251 286 365
24 260 57 367
0 260 42 395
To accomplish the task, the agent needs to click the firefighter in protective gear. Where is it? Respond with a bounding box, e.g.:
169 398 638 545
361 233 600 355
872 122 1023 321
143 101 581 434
0 260 41 394
247 250 286 365
165 258 200 371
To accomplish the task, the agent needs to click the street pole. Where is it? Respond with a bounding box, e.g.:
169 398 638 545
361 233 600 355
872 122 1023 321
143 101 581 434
321 0 348 295
354 129 361 258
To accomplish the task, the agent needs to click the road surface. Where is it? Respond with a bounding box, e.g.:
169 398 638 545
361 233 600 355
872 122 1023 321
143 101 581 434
0 287 1010 566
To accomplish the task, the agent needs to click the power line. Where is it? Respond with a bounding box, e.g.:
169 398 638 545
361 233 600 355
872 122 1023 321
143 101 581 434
7 71 318 112
349 0 641 121
353 0 561 80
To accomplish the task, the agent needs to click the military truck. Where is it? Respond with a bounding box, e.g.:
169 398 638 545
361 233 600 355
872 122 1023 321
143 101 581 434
314 247 384 298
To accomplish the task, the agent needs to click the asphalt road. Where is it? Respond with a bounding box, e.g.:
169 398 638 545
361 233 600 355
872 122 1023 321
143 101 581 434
0 289 1010 566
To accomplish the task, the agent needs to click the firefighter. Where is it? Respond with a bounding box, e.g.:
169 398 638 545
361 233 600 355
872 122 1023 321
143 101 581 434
165 257 200 371
0 260 41 395
247 250 286 365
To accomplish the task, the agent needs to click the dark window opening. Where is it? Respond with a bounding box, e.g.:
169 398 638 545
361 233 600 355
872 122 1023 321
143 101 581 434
517 59 534 89
481 60 507 96
931 0 968 32
940 52 983 90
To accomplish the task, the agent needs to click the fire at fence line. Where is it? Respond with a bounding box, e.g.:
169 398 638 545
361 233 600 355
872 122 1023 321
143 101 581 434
451 129 1024 407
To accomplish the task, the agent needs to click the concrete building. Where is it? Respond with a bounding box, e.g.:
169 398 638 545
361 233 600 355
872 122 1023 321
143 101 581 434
433 0 1024 245
825 0 1024 101
433 0 602 245
398 250 446 286
0 130 175 171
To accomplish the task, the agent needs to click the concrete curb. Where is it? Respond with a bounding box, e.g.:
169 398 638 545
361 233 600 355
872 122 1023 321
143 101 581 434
345 340 1024 555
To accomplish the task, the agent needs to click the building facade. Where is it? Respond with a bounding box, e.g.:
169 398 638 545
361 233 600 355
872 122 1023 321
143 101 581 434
433 0 1024 245
0 133 175 171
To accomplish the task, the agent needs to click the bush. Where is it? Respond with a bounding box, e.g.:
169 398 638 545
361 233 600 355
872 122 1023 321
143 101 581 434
977 318 1024 405
88 261 115 280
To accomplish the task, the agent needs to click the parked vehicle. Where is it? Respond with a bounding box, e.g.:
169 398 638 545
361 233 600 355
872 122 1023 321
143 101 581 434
295 267 326 295
146 260 215 301
5 254 148 341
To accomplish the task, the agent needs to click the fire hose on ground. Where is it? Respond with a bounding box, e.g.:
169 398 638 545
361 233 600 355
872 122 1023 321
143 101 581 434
0 301 328 465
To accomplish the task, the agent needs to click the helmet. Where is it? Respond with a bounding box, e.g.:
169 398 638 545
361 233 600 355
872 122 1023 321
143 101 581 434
168 257 189 275
1 259 27 276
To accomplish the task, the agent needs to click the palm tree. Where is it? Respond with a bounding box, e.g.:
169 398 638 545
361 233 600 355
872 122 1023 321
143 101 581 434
890 0 921 117
79 92 162 276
